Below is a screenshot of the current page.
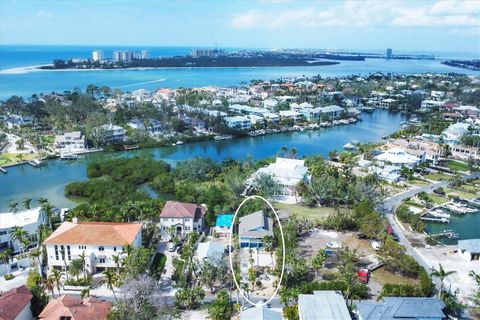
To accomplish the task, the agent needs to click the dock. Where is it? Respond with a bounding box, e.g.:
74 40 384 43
0 167 6 174
428 230 459 239
420 215 449 223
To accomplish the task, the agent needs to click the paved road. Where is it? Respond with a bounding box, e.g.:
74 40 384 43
380 171 480 292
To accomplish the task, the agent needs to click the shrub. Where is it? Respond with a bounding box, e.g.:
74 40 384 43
3 274 14 280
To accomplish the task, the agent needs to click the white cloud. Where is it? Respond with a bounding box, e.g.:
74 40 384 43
231 0 480 29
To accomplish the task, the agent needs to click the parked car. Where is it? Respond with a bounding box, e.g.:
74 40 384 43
326 241 342 249
167 243 176 252
357 269 370 284
371 241 381 251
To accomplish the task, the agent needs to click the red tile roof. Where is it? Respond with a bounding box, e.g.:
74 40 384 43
39 295 111 320
44 221 142 246
159 201 206 220
0 285 33 320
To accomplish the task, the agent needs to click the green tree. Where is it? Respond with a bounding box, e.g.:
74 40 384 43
311 249 327 278
0 249 12 275
99 269 119 301
10 225 29 255
431 263 456 300
50 268 64 296
22 197 32 210
208 289 232 320
9 201 18 213
69 258 84 281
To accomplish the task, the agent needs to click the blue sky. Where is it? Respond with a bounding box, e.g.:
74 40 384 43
0 0 479 53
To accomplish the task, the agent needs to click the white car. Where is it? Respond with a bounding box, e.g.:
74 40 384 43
371 241 381 251
326 241 342 249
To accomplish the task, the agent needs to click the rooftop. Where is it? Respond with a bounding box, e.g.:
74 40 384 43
458 238 480 253
39 295 112 320
0 207 43 229
298 291 351 320
44 221 142 246
160 201 206 219
239 210 273 238
0 285 33 320
356 297 445 320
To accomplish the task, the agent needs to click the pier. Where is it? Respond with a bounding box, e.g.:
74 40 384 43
420 215 449 223
428 230 460 239
124 145 140 151
0 167 6 174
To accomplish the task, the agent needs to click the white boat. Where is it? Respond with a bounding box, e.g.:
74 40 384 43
176 140 183 145
60 152 78 160
444 202 468 214
343 143 357 151
32 159 43 166
428 210 451 219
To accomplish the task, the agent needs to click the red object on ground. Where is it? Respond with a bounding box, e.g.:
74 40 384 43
386 225 393 235
357 269 370 284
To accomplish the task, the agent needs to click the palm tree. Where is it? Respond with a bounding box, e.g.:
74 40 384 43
80 287 91 299
9 201 18 213
311 250 327 278
50 269 64 297
112 254 121 276
29 248 41 267
43 276 56 298
0 249 12 275
10 226 28 256
99 269 118 301
37 197 48 206
78 251 87 279
262 235 274 267
22 197 32 210
40 202 54 230
431 263 456 299
69 259 84 281
122 244 133 257
60 247 69 281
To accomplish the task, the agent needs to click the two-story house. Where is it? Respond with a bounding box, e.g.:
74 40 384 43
54 131 87 154
44 219 142 274
158 201 206 238
238 211 273 248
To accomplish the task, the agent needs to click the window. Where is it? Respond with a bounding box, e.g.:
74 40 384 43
99 258 105 264
54 245 59 260
98 246 104 251
67 245 71 260
0 231 7 236
113 247 117 252
60 245 65 260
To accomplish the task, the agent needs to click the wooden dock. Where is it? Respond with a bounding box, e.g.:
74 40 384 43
428 230 459 239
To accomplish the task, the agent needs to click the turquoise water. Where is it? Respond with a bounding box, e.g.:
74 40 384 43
426 210 480 243
0 110 405 211
1 46 478 99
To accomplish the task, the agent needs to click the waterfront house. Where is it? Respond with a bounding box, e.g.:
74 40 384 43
247 114 264 126
248 157 309 203
421 99 446 110
39 295 112 320
373 147 421 169
127 118 163 136
44 220 142 274
355 297 446 320
54 131 87 154
0 207 46 275
158 201 205 237
263 112 280 123
99 124 125 144
300 107 322 121
238 211 273 248
225 116 252 130
458 239 480 261
387 139 441 164
290 102 314 112
215 214 234 237
298 291 351 320
321 105 344 119
279 110 302 123
0 285 33 320
442 122 471 145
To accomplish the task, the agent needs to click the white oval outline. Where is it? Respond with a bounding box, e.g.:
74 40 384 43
228 195 286 307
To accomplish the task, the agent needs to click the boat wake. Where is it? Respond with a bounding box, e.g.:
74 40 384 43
120 79 167 88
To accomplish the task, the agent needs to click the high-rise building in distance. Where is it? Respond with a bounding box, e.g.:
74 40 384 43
191 49 225 58
386 48 393 60
92 50 104 61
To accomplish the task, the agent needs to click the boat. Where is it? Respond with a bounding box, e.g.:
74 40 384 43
428 209 451 219
214 135 232 141
0 167 6 174
442 202 476 214
60 152 78 160
343 143 357 151
176 140 183 145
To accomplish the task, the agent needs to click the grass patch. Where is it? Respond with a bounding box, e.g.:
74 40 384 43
447 160 469 172
274 203 336 222
407 178 429 186
0 153 37 166
428 194 448 205
424 172 453 181
371 267 418 287
444 187 478 200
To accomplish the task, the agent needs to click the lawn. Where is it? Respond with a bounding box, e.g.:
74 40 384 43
0 152 37 166
428 194 448 205
370 267 418 287
407 178 429 186
424 172 453 181
447 160 469 172
274 203 336 222
444 187 478 200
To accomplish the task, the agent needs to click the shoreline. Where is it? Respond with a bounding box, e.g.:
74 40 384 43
0 62 343 75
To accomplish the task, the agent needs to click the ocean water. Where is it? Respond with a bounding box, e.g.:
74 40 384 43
0 45 478 99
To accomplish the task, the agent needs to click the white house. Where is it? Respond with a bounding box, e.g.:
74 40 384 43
100 124 125 144
44 220 142 274
374 147 421 169
249 157 309 203
54 131 87 154
442 122 471 145
225 116 252 130
321 105 345 119
127 118 162 135
0 207 45 254
263 112 280 123
279 110 302 123
421 100 446 110
158 201 206 238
